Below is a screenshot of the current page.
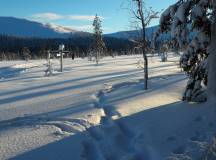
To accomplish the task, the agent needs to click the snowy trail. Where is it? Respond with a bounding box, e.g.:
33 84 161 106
82 86 145 160
81 72 185 160
98 77 216 160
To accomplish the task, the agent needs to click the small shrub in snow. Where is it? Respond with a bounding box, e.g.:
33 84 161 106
45 63 53 77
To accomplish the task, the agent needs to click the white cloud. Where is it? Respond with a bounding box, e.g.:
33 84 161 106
31 13 104 22
68 15 104 21
30 13 108 32
65 25 111 33
66 25 93 32
32 13 63 21
67 15 95 21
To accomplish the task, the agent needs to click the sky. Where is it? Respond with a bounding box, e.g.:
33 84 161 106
0 0 177 33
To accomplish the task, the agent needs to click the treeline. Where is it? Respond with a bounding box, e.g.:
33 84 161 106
0 34 134 60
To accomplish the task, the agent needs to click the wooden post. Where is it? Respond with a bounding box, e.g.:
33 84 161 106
48 50 51 66
60 50 63 72
59 44 65 72
49 44 69 73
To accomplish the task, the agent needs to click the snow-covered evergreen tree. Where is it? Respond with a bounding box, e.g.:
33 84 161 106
160 42 169 62
92 14 106 65
45 50 53 76
158 0 216 102
208 1 216 100
22 47 31 61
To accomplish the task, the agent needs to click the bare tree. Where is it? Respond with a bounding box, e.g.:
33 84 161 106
131 0 159 90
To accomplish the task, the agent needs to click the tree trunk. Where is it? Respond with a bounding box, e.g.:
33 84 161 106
136 0 149 90
144 53 148 89
140 2 148 90
207 4 216 99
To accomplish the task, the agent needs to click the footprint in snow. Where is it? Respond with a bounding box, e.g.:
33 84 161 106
194 116 203 122
88 127 104 141
100 116 113 125
167 136 176 142
172 146 186 155
97 90 105 98
190 132 206 142
209 122 214 128
93 101 101 109
103 105 121 118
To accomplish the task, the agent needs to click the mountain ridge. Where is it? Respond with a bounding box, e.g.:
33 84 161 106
0 16 164 40
0 16 82 38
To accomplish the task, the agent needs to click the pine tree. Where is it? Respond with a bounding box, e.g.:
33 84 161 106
92 14 106 65
158 0 216 102
22 47 31 61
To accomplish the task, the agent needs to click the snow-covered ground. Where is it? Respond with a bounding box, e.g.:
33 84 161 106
0 55 215 160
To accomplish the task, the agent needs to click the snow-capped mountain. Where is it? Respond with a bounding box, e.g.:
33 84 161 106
0 17 79 38
0 16 175 41
44 23 76 33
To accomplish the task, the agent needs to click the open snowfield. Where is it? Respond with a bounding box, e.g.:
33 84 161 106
0 54 216 160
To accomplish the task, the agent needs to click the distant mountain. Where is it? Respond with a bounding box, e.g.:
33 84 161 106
106 26 160 40
44 23 76 33
106 25 194 43
0 16 172 41
0 17 89 38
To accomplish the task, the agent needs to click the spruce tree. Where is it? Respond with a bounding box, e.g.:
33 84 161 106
22 47 31 61
158 0 216 102
92 14 106 65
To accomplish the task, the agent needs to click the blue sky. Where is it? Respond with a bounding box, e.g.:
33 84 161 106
0 0 177 33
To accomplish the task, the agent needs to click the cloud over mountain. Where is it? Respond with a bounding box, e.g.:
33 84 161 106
31 13 104 22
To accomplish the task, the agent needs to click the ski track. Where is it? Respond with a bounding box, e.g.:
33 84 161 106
82 82 149 160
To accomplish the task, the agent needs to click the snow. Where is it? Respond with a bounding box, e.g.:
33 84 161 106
192 5 204 18
159 0 215 102
175 1 190 23
0 54 215 160
208 19 216 99
45 23 76 33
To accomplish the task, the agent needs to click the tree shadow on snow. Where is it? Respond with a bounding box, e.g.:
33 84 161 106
0 69 141 98
0 70 142 105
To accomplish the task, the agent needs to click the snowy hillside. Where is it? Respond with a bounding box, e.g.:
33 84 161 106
0 17 78 38
106 26 160 40
106 25 194 42
0 54 215 160
0 17 170 41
